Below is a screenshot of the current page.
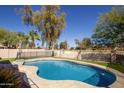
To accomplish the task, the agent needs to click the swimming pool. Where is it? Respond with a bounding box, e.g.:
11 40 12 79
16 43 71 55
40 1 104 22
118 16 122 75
24 60 116 87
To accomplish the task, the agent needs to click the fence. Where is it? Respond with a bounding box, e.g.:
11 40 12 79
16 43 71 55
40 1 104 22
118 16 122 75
19 51 53 59
54 50 124 64
54 50 111 59
0 49 18 58
1 49 124 64
0 49 53 59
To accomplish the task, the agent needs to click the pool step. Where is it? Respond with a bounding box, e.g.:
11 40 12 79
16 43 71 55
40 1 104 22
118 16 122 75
83 73 100 86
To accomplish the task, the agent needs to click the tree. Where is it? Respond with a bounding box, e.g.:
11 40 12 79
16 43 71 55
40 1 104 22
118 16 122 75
0 28 31 49
82 38 92 49
18 5 33 26
54 42 59 49
0 28 8 44
32 11 44 47
75 39 83 50
92 6 124 49
0 29 19 48
40 5 66 49
18 5 66 49
16 32 30 48
70 47 74 50
28 30 39 48
75 38 91 50
60 41 68 49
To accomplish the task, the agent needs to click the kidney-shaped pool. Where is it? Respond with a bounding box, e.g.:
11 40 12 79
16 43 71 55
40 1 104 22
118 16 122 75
24 60 116 87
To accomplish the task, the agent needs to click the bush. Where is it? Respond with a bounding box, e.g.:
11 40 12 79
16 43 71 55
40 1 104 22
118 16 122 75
70 47 74 50
0 68 30 88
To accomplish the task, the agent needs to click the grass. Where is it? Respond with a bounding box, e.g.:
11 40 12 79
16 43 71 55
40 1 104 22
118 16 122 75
107 63 124 73
0 58 16 62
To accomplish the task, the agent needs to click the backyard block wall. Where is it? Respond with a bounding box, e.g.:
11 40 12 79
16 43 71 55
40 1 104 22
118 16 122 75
116 54 124 64
0 49 124 64
54 50 124 64
0 49 18 58
54 50 111 60
80 50 111 62
0 49 52 58
81 53 111 62
19 50 53 58
54 50 79 59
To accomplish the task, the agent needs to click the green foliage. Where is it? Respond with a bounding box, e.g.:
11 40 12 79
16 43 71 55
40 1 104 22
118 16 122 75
19 5 66 49
75 46 81 50
0 28 8 41
28 30 40 48
32 11 41 25
36 46 41 49
75 38 92 50
0 28 18 48
40 5 66 49
54 43 59 49
75 39 82 50
17 32 30 48
82 38 92 49
0 28 31 48
107 63 124 73
0 58 15 62
60 41 68 49
70 47 74 50
18 5 33 25
92 6 124 48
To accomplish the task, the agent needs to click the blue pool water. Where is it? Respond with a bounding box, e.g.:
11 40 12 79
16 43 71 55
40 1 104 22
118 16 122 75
24 60 116 87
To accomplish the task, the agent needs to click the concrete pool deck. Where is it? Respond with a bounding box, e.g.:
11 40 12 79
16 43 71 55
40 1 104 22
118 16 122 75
14 57 124 88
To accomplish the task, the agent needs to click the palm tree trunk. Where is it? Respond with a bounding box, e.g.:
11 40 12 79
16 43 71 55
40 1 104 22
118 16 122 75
49 41 52 49
32 38 35 48
51 42 55 50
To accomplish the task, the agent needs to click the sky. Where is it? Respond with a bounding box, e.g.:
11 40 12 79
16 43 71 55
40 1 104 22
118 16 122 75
0 5 112 47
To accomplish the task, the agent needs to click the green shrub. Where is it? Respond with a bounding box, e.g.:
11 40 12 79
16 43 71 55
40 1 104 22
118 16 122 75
0 68 30 88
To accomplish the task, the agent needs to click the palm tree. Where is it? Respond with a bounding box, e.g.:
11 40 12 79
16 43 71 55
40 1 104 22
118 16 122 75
28 30 39 48
16 32 29 49
18 5 66 49
75 39 83 59
39 5 66 49
60 41 68 49
75 39 83 50
18 5 33 25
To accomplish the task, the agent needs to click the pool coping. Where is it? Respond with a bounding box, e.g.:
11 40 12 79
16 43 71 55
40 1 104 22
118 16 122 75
16 57 124 88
